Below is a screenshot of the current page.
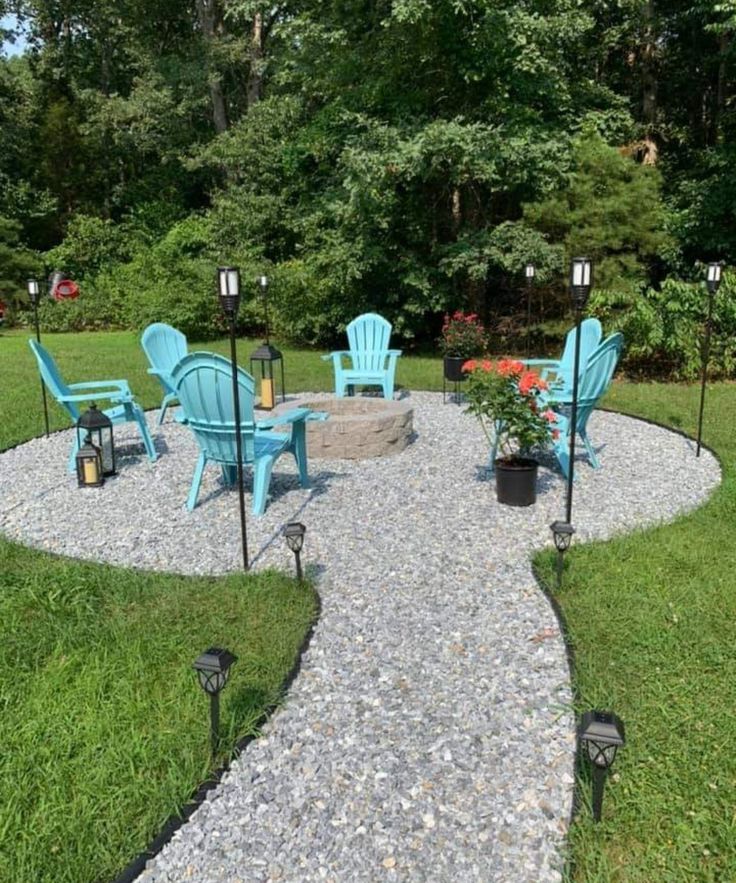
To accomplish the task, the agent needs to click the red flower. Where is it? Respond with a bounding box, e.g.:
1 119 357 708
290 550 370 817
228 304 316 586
497 359 524 377
552 429 560 440
542 409 557 423
481 359 493 372
462 359 477 373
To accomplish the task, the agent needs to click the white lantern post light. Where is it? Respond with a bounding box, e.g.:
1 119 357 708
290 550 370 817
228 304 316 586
696 261 723 457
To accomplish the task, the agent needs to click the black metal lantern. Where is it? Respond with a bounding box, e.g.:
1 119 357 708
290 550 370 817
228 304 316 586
193 646 237 758
216 266 249 571
76 404 115 476
569 257 593 312
76 434 104 487
283 521 306 580
250 275 285 410
579 710 626 822
525 262 535 281
217 266 241 317
550 520 575 590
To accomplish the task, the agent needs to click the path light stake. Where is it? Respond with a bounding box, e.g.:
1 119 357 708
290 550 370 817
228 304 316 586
193 647 237 759
27 278 49 437
218 266 249 571
579 710 625 822
525 262 536 359
696 261 723 457
550 520 575 590
566 258 593 524
283 521 306 581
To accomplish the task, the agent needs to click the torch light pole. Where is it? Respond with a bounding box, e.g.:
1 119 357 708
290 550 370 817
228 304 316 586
524 262 535 358
565 258 593 525
218 267 249 571
27 278 49 437
696 261 723 457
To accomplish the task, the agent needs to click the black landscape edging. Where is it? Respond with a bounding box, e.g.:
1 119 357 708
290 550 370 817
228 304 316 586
111 586 322 883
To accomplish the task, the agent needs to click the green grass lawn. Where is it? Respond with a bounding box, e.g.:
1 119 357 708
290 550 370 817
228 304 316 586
0 329 319 882
1 328 735 881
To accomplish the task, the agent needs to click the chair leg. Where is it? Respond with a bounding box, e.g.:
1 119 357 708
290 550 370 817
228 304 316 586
289 422 310 488
382 378 393 399
67 432 81 473
252 455 276 516
186 452 207 511
221 464 237 486
133 406 157 462
580 428 600 469
158 394 175 427
555 439 571 480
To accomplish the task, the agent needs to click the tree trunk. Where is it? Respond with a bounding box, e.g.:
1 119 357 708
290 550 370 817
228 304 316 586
246 12 264 107
196 0 229 133
641 0 658 137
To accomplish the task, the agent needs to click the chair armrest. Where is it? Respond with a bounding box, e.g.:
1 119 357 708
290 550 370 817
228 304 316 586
59 390 132 404
321 351 350 362
69 380 131 394
257 407 312 430
387 349 402 356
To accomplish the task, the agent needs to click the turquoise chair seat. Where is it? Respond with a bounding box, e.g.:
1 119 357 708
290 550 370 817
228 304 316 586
29 339 157 471
322 312 402 398
141 322 188 426
172 352 312 515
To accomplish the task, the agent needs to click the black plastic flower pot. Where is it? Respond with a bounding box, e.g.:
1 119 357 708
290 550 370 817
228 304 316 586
443 356 469 382
495 457 538 507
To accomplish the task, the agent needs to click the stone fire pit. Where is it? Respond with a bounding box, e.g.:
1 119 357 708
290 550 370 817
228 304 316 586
275 397 413 459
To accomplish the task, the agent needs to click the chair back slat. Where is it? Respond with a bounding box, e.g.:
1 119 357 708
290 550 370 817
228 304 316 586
559 318 603 380
575 333 624 424
28 339 80 421
172 352 257 462
347 313 392 372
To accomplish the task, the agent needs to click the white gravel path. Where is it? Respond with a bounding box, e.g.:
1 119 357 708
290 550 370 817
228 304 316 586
0 392 721 882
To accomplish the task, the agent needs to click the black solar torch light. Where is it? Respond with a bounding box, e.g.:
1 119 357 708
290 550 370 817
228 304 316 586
579 709 625 823
524 262 536 358
566 257 593 524
550 520 575 590
193 647 237 759
217 266 248 571
283 521 306 581
27 278 49 436
696 261 724 457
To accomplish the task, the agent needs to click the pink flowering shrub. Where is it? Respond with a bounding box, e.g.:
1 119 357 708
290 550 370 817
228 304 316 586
438 310 486 358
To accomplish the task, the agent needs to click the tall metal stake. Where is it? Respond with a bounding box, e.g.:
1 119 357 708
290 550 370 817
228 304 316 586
229 315 249 571
525 278 533 359
28 279 49 437
209 691 220 759
696 289 714 458
591 765 607 823
565 309 582 524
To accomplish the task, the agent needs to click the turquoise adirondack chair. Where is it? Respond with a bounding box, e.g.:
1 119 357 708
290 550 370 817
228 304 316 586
29 339 157 471
549 332 624 479
172 352 312 515
322 313 402 398
524 318 602 401
141 323 188 425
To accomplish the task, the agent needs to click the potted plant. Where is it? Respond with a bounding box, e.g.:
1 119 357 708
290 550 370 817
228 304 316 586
439 311 486 382
463 358 558 506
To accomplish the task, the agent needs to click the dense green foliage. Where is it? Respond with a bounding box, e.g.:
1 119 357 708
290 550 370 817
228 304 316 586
2 1 736 364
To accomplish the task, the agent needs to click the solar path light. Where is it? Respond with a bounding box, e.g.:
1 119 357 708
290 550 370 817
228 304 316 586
193 647 237 759
579 709 625 822
565 257 593 524
217 266 249 571
696 261 723 457
283 521 306 581
550 520 575 590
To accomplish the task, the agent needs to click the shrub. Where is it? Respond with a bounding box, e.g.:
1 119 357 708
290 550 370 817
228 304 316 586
438 310 486 357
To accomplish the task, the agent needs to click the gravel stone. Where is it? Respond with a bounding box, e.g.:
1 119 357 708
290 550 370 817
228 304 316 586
0 392 720 883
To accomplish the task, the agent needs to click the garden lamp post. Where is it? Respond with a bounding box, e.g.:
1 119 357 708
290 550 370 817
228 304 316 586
579 709 626 822
550 520 575 590
27 278 49 437
696 261 723 457
566 258 593 524
525 262 536 358
283 521 306 581
218 266 249 571
193 647 237 759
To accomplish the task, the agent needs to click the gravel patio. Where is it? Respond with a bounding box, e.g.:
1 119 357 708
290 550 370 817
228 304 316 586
0 392 721 882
